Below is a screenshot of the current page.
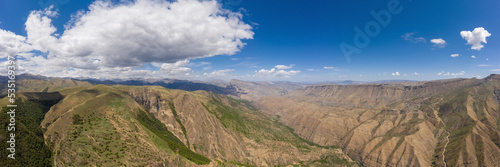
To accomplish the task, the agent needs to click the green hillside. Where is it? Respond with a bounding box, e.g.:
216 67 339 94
0 100 56 167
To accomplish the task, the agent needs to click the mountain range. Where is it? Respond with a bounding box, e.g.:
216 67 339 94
0 74 499 166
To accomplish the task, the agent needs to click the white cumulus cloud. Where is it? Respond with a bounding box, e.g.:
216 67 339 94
0 29 31 58
450 54 459 58
392 72 400 76
1 0 254 79
471 55 476 58
158 59 192 76
460 27 491 50
25 0 254 67
430 38 446 48
254 65 300 78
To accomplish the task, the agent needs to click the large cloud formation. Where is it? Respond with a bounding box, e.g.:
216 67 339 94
0 29 30 59
460 27 491 50
2 0 254 78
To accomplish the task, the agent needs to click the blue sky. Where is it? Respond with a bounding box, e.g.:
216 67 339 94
0 0 498 82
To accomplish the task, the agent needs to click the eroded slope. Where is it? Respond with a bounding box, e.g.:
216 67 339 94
256 75 500 166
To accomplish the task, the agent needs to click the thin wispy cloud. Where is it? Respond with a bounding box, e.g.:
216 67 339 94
190 62 211 67
230 61 259 68
323 66 343 71
402 32 426 43
203 69 235 78
323 66 336 69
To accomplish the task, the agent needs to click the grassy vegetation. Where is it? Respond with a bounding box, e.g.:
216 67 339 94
0 100 54 166
72 114 83 125
168 101 189 148
47 86 206 166
45 85 356 166
309 155 357 167
438 91 476 166
438 87 471 129
64 116 126 166
431 135 445 166
471 85 494 166
474 134 485 167
135 107 211 165
387 137 406 164
368 113 422 154
473 85 492 127
229 160 257 167
202 93 354 166
283 125 340 149
203 94 318 149
55 91 137 166
425 82 500 166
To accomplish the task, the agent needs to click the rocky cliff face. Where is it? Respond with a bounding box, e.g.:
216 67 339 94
123 87 249 162
122 86 355 166
40 85 355 166
290 78 479 108
256 75 500 166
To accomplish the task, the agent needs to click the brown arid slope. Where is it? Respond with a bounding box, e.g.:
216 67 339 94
227 79 303 99
256 74 500 166
121 86 355 166
40 85 355 166
6 74 499 166
290 78 479 107
18 79 93 92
